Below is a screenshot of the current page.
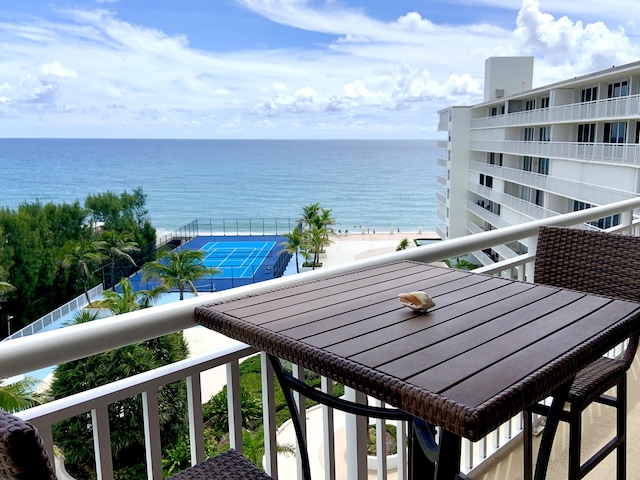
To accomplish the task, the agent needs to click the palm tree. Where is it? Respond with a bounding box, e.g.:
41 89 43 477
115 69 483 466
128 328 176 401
101 230 140 289
0 376 40 412
62 239 106 304
299 202 321 228
396 238 410 251
315 207 336 233
90 278 165 314
306 224 331 269
142 249 222 300
279 227 305 273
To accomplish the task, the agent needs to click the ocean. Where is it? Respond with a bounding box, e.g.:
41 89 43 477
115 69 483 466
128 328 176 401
0 139 442 234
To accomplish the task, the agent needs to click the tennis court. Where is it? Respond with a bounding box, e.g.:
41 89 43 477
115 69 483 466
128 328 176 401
128 235 291 293
201 241 276 279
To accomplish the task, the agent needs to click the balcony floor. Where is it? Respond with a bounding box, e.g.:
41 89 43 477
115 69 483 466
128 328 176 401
473 353 640 479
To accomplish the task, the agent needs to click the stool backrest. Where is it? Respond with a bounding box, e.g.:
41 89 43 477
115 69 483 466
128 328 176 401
535 225 640 363
0 409 57 480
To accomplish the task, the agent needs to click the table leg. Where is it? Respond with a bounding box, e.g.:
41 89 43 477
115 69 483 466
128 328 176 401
266 354 441 480
268 356 312 480
435 429 462 480
408 420 436 479
534 380 572 480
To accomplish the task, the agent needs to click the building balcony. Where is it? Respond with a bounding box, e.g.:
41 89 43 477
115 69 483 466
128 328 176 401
470 140 640 166
468 161 635 205
3 197 640 480
470 94 640 129
468 183 559 221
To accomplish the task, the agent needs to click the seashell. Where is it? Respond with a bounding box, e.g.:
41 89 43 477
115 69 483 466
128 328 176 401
398 291 435 312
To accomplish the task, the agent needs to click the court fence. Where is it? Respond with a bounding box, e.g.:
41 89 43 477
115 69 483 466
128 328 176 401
185 218 297 236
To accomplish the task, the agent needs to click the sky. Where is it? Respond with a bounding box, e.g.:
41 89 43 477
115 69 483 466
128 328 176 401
1 0 639 139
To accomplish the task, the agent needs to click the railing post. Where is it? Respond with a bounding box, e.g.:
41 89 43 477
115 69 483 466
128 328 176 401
142 389 163 479
186 374 205 465
345 387 368 480
92 406 114 480
227 360 243 452
292 364 307 480
321 376 336 480
261 353 279 479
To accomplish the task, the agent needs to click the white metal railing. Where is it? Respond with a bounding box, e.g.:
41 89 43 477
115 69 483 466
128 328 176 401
471 139 640 165
4 197 640 480
468 160 636 205
470 94 640 129
3 284 104 341
468 183 560 220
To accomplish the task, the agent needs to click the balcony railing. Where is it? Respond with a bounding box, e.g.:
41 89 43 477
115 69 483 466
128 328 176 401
468 161 636 205
470 94 640 129
470 139 640 165
4 197 640 480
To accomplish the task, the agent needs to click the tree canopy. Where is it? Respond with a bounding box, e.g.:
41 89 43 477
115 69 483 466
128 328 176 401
0 188 155 339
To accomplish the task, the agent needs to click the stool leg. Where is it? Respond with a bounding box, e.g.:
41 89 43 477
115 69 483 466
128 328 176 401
523 409 533 480
617 380 627 480
568 406 582 480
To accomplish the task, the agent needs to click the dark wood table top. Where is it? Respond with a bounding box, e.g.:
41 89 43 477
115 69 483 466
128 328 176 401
194 261 640 441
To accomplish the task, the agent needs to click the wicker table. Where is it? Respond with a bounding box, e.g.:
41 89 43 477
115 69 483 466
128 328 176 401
195 261 640 480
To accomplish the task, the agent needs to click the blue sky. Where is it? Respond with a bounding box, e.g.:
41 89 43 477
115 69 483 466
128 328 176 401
1 0 639 139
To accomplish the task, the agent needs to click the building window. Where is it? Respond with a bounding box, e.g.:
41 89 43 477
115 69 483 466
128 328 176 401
608 80 629 98
573 200 592 211
577 123 596 142
488 153 493 164
581 87 597 102
538 158 549 175
603 122 627 143
540 97 550 109
575 201 621 229
480 174 493 188
523 156 533 172
525 99 536 111
524 127 534 141
491 107 498 116
488 152 503 166
539 127 550 142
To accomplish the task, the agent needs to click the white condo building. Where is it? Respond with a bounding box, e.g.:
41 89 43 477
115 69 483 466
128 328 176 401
437 56 640 266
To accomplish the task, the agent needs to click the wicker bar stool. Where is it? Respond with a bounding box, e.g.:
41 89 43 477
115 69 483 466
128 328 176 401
0 409 56 480
523 226 640 480
1 409 272 479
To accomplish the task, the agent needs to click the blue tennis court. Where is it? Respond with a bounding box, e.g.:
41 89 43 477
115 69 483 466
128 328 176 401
128 235 292 293
201 241 276 279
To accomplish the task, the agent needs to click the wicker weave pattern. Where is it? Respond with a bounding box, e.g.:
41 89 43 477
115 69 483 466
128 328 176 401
524 225 640 480
168 449 272 479
0 410 57 480
535 225 640 387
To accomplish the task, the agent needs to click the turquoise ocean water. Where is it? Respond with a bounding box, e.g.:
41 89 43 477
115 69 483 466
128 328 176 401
0 139 441 234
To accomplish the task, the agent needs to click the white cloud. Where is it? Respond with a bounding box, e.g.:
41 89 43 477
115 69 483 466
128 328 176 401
515 0 639 77
0 1 638 138
41 61 78 78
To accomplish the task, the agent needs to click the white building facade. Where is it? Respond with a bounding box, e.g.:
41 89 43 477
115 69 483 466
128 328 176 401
437 57 640 266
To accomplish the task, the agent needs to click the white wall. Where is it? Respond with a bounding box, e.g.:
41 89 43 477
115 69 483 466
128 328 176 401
484 57 534 102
